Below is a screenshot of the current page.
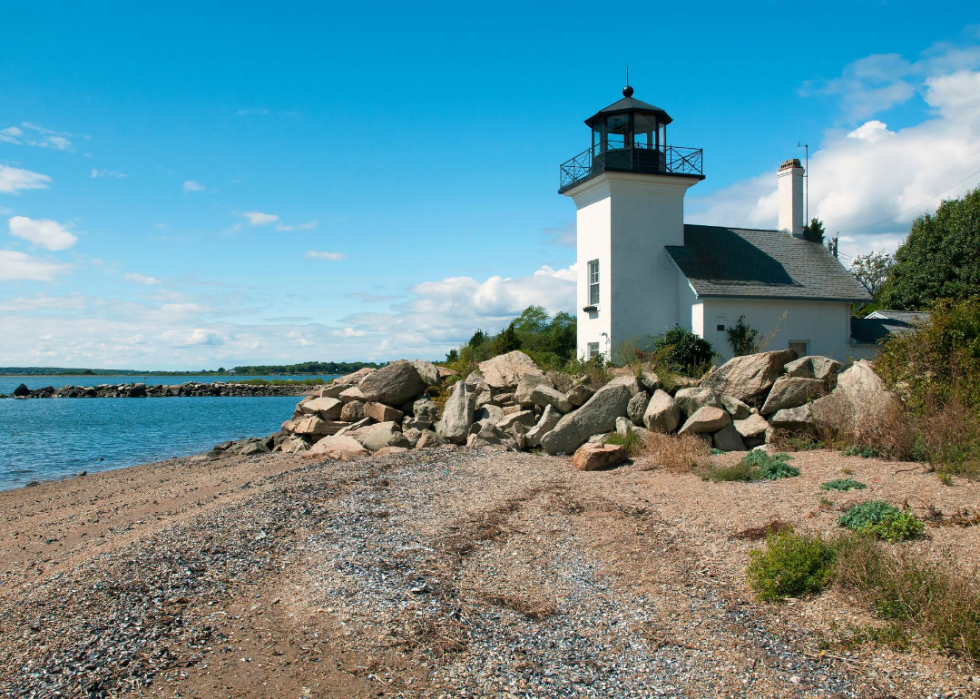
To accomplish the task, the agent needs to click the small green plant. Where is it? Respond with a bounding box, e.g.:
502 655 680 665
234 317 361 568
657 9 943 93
701 460 758 483
937 471 954 486
842 467 854 475
727 316 760 357
650 326 716 377
819 496 834 509
746 530 836 601
744 451 800 480
843 445 881 458
605 430 643 457
710 447 725 456
839 502 923 542
821 478 868 492
839 501 901 530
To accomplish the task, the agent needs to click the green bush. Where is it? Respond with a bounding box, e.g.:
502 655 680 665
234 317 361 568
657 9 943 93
839 501 901 530
650 326 716 376
839 502 923 542
701 451 798 482
605 430 643 457
821 478 867 492
842 445 881 458
701 460 758 483
746 530 836 601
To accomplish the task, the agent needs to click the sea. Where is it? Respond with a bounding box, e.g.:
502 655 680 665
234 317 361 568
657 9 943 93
0 374 338 491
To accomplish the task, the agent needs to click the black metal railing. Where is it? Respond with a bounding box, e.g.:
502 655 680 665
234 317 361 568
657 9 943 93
559 144 703 190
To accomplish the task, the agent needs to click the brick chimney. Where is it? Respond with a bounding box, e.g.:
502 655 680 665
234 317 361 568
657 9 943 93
777 158 804 237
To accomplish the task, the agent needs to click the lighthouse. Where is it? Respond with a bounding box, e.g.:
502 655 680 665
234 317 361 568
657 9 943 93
558 85 705 361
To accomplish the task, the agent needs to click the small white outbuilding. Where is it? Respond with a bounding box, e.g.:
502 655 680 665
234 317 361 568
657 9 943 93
559 87 871 363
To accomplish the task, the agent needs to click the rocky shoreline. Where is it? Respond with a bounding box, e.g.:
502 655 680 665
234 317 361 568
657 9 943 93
4 381 317 399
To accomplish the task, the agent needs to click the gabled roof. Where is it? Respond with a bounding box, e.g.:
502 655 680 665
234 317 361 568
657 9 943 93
851 310 928 346
666 225 871 303
585 96 672 126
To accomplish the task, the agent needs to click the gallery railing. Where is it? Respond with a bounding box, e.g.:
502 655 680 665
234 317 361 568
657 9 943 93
559 144 703 190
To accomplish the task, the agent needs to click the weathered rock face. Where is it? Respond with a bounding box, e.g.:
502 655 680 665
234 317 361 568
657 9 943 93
712 423 746 452
769 404 815 432
319 383 348 399
339 386 365 403
734 413 769 440
363 401 404 423
474 404 505 424
292 416 347 437
334 367 376 385
626 391 650 426
300 397 344 420
643 389 681 433
466 422 517 451
465 372 493 408
721 395 752 420
496 410 536 431
339 400 365 422
410 359 441 386
279 435 310 453
413 397 440 424
784 355 842 385
810 360 900 437
607 374 642 397
674 386 722 417
416 429 446 449
528 384 573 414
678 406 732 435
571 443 628 471
760 377 828 415
540 383 632 455
239 440 270 456
358 361 426 406
565 383 594 407
436 380 474 444
478 350 544 389
306 434 370 460
349 422 411 452
615 416 634 436
514 375 553 406
704 349 798 403
638 369 660 393
525 405 560 448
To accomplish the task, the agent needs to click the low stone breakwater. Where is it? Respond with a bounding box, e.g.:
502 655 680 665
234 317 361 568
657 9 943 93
4 381 316 399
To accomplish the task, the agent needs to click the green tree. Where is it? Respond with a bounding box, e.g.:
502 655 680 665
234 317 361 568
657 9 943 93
445 348 459 363
851 250 894 300
651 327 716 375
492 321 522 355
879 187 980 309
802 217 826 244
726 316 759 356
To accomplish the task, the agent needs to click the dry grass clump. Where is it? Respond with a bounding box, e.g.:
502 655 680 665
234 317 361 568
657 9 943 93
638 432 711 472
729 519 793 541
834 535 980 661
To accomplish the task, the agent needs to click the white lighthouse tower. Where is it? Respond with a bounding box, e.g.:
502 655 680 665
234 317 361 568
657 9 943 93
559 85 704 361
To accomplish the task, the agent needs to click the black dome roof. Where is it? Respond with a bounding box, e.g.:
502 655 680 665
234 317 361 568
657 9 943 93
585 94 672 127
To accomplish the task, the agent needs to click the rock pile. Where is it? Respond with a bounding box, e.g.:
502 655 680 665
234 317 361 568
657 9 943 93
263 349 892 464
3 381 314 399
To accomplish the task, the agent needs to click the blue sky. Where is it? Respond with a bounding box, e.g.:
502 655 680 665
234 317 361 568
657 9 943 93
2 2 979 369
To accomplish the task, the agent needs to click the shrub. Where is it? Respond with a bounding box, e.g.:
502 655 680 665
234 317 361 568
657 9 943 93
746 530 836 601
821 478 867 492
842 445 881 458
839 502 923 542
701 460 758 483
605 430 643 457
745 451 800 480
727 315 760 356
650 326 716 376
640 432 710 472
839 501 901 531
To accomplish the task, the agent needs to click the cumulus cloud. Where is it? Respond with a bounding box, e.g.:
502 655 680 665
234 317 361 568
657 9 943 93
183 180 206 193
304 251 347 261
0 122 74 151
0 250 71 282
689 53 980 260
8 216 78 250
124 272 161 285
241 211 279 226
184 328 224 346
0 164 52 194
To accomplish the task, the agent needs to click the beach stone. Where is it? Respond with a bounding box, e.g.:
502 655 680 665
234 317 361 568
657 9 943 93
528 384 573 413
412 397 440 425
12 383 29 397
340 400 364 422
639 369 660 392
712 423 746 452
607 374 642 396
734 413 770 440
301 396 344 420
306 434 370 460
721 394 752 420
643 389 681 433
410 359 441 386
436 380 474 444
784 355 842 385
466 422 518 451
571 443 628 471
478 350 543 389
415 429 446 449
334 367 376 384
474 404 504 424
293 416 347 437
374 446 410 456
238 440 270 456
678 406 732 435
402 427 422 447
514 375 553 406
626 391 650 425
279 436 309 453
704 349 798 403
363 401 404 423
770 404 815 432
496 410 536 431
674 386 722 418
761 377 828 415
319 383 349 399
540 383 632 455
616 416 634 436
525 404 561 448
339 386 365 403
358 361 426 406
565 383 594 407
349 421 410 452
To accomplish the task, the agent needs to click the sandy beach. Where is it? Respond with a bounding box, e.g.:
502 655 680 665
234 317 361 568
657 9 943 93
1 447 978 698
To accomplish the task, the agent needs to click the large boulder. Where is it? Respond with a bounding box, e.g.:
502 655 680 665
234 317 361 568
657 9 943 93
784 355 842 386
674 386 722 417
334 367 376 385
474 404 505 424
319 383 349 399
571 443 628 471
306 434 370 460
339 386 365 403
540 383 632 455
496 410 536 432
565 383 595 407
607 374 642 396
704 349 798 403
643 389 682 433
528 384 573 413
638 369 660 392
466 422 518 451
678 406 732 435
349 422 411 452
465 372 493 408
410 359 441 386
358 361 427 406
363 401 404 423
734 413 769 440
412 397 440 426
626 391 650 426
292 416 347 437
279 435 310 454
712 423 746 452
415 429 447 449
514 375 553 406
339 400 365 422
769 404 815 432
436 380 474 444
300 397 343 420
525 405 561 448
12 383 30 397
760 377 828 415
811 360 900 437
478 350 543 389
721 394 752 420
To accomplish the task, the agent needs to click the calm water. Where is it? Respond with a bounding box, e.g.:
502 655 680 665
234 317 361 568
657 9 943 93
0 374 338 395
0 395 305 491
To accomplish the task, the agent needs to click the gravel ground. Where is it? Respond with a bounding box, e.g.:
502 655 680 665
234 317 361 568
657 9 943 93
0 447 977 698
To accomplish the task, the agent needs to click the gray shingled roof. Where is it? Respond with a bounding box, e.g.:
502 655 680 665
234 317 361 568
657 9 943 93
851 310 928 345
666 225 871 302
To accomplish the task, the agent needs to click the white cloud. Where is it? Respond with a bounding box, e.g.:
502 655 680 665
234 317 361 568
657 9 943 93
276 220 317 231
0 122 74 151
91 168 127 178
689 57 980 260
0 164 52 194
332 327 367 337
304 250 347 261
124 272 161 285
0 250 71 282
8 216 78 250
241 211 279 226
183 180 206 193
184 328 224 346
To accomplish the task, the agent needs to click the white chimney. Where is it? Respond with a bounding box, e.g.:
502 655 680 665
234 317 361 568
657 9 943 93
777 158 804 237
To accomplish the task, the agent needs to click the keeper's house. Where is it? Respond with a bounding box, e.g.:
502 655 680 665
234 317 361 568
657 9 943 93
559 86 871 362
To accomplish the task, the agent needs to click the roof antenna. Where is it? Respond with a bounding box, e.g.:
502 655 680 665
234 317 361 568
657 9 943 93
623 66 633 98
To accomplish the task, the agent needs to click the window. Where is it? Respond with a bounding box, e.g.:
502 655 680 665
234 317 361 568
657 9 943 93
605 114 629 150
588 259 599 305
789 341 809 356
716 324 725 332
587 342 600 359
